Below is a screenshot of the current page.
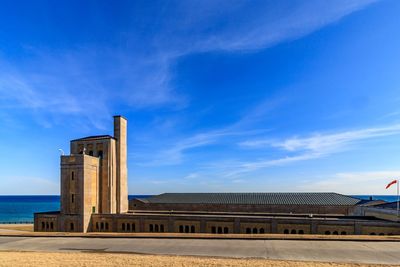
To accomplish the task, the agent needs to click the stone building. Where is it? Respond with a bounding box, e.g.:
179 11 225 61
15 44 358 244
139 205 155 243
34 115 400 235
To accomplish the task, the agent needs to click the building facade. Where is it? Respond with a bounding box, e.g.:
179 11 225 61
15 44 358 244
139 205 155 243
34 116 400 235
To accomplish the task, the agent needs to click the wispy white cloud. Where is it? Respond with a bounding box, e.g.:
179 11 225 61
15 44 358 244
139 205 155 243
297 171 400 194
0 0 377 128
226 124 400 177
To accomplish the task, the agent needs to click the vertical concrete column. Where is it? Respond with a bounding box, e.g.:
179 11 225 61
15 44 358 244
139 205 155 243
271 219 278 233
200 219 206 233
114 115 128 213
234 218 241 234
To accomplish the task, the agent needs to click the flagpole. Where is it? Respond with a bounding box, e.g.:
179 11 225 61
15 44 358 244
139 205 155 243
397 179 399 220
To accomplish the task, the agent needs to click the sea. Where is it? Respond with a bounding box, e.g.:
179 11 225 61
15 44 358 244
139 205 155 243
0 195 398 223
0 195 152 223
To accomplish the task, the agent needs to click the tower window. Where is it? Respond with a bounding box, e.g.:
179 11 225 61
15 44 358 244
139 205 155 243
71 171 74 181
71 194 75 203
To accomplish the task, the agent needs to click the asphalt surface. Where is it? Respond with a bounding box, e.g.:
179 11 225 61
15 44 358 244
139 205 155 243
0 236 399 264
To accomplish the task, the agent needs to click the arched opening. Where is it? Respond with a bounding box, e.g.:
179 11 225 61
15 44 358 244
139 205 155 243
217 227 222 234
50 222 54 230
41 222 45 230
101 222 104 230
224 227 229 234
379 233 384 236
132 223 136 232
291 229 297 234
260 228 265 234
122 223 125 231
211 226 216 234
96 222 99 230
325 231 331 235
71 171 74 181
284 229 289 234
46 222 49 229
149 224 153 232
298 230 304 234
191 225 195 233
105 222 109 230
246 228 251 234
70 223 74 231
341 231 346 235
160 224 164 232
127 223 131 231
370 232 376 235
333 231 339 235
179 225 184 233
155 224 159 232
185 225 189 233
253 228 258 234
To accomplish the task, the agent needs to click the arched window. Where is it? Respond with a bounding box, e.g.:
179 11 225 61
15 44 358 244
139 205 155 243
217 227 222 234
50 222 54 230
149 224 153 232
211 226 216 234
127 223 131 231
224 227 229 234
298 230 304 234
179 225 183 233
260 228 265 234
341 231 346 235
246 228 251 234
185 225 189 233
70 223 74 231
155 224 159 232
191 226 195 233
160 224 164 232
291 229 297 234
101 222 104 230
253 228 258 234
333 231 339 235
41 222 45 230
105 222 109 230
325 231 331 235
96 222 99 230
284 229 289 234
122 223 125 231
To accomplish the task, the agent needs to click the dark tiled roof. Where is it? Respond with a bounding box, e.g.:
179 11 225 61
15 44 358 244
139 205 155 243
71 135 114 142
138 193 361 206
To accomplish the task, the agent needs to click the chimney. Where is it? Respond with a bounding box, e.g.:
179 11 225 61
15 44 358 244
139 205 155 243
114 115 128 213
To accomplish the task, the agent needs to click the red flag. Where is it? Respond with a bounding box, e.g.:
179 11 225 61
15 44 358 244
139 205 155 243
386 180 397 189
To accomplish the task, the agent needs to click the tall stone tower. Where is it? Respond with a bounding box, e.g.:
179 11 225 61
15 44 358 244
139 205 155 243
114 115 128 213
38 115 129 232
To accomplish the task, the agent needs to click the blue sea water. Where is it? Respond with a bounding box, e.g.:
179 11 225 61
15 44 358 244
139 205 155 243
0 194 398 223
0 195 152 223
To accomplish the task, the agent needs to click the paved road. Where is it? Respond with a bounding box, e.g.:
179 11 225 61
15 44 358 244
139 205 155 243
0 236 399 264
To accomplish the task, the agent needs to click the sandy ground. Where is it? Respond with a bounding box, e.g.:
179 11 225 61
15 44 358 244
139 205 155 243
0 251 395 267
0 224 33 232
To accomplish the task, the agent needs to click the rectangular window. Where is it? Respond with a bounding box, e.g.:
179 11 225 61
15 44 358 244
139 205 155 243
92 206 96 213
71 194 75 203
71 171 74 180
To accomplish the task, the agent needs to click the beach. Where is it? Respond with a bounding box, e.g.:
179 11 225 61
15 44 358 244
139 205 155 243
0 251 391 267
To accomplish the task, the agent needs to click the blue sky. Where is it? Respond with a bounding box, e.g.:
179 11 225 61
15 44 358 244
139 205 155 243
1 0 400 195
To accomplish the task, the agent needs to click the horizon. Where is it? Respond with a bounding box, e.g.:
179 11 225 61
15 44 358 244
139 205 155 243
1 0 400 195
